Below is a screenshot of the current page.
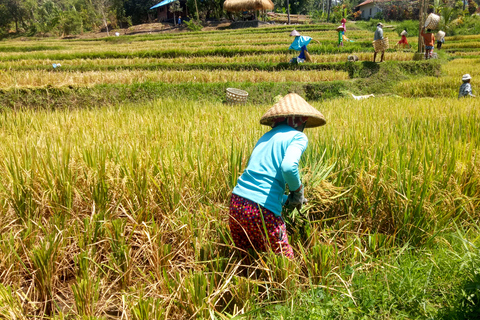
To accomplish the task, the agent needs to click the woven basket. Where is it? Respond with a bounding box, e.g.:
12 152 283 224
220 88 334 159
436 30 445 40
373 38 389 52
226 88 248 104
424 13 440 30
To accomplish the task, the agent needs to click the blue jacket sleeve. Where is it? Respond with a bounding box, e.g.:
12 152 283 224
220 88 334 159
281 134 308 192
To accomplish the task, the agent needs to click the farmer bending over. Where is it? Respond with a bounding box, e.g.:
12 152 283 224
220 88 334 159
459 74 476 98
289 30 312 63
229 93 326 259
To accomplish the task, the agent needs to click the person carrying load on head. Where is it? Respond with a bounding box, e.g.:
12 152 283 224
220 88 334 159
341 18 347 33
436 30 445 49
459 74 476 98
373 22 385 63
228 93 326 259
421 27 435 59
397 29 409 48
289 30 313 63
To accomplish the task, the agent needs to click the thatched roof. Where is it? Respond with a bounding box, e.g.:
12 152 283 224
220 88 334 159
223 0 274 12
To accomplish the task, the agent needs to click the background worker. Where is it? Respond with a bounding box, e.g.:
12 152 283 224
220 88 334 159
289 30 313 63
459 74 476 98
397 29 408 48
373 22 385 62
229 93 326 259
436 30 445 49
421 27 435 59
337 25 344 47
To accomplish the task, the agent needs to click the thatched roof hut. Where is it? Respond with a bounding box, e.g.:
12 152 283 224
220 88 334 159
223 0 274 12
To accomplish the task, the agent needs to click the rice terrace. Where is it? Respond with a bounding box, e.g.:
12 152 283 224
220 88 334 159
0 0 480 318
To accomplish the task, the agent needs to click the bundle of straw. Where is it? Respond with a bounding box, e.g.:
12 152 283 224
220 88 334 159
373 38 389 52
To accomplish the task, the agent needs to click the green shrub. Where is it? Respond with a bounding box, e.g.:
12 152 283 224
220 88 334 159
450 15 480 35
355 18 385 31
395 20 420 36
184 19 203 32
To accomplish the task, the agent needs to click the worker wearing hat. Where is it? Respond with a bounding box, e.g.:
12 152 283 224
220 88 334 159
421 27 435 59
459 74 476 98
229 93 326 259
373 22 385 63
289 30 312 63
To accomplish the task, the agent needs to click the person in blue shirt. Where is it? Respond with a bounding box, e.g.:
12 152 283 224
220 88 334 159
229 93 326 258
289 30 312 63
459 74 475 98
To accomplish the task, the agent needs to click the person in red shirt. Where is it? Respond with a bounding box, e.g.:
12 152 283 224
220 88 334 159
397 29 409 48
421 27 435 59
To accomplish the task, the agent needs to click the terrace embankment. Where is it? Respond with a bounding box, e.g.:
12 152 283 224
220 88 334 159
0 60 442 109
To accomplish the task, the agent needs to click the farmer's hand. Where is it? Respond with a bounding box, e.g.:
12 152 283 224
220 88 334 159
285 185 308 211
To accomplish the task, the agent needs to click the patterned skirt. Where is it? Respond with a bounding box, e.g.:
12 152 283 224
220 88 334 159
229 194 293 258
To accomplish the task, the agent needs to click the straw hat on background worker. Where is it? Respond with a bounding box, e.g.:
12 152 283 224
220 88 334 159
260 93 326 128
290 29 301 37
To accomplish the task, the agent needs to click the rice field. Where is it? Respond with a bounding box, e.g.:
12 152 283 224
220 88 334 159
0 69 349 88
0 22 479 319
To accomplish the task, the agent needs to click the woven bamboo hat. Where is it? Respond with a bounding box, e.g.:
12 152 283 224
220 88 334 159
336 25 345 31
290 29 301 37
260 93 326 128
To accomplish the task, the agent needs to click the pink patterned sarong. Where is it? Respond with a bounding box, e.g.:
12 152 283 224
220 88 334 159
229 194 294 258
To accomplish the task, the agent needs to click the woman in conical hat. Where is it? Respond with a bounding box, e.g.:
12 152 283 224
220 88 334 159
229 93 326 259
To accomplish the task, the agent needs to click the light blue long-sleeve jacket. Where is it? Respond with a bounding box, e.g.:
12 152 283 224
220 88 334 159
232 124 308 216
289 36 312 51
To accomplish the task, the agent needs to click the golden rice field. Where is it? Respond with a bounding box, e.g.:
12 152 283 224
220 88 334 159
0 69 348 88
0 51 417 69
0 22 479 319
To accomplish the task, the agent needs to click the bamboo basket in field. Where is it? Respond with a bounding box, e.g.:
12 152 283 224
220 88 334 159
226 88 248 104
424 13 440 30
373 38 389 52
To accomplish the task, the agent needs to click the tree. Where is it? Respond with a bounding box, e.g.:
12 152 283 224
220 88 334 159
92 0 113 35
169 0 182 25
0 0 28 32
326 0 332 21
123 0 158 25
467 0 478 14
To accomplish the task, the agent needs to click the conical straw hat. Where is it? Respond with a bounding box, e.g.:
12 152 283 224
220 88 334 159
260 93 326 128
290 29 301 36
